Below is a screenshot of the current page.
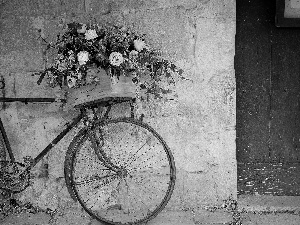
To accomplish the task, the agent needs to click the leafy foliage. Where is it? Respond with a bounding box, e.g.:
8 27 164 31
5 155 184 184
36 22 184 99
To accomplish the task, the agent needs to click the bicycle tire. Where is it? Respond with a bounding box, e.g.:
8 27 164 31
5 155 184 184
64 129 87 202
67 118 176 225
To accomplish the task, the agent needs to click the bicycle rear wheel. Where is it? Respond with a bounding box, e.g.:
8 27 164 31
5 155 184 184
69 118 176 225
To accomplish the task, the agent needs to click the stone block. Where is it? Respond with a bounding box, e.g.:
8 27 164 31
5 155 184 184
89 218 107 225
90 0 195 12
41 116 79 179
198 0 236 19
2 212 51 225
183 172 220 208
193 209 233 224
31 177 47 196
47 137 70 179
0 18 43 65
36 179 59 210
53 207 91 225
147 211 195 225
195 17 235 73
164 168 186 211
57 185 75 207
238 196 300 212
13 72 55 98
27 177 74 212
182 134 216 174
144 115 209 172
245 213 300 225
206 71 236 128
130 7 190 61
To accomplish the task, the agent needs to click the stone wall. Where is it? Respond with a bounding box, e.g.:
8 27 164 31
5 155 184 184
0 0 236 211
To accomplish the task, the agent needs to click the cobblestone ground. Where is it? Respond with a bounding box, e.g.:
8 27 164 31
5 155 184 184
1 207 300 225
1 195 300 225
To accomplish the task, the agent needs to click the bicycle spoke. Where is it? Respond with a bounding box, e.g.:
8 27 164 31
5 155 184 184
74 173 117 185
130 158 169 174
127 179 163 216
123 180 150 216
92 127 127 168
124 141 149 167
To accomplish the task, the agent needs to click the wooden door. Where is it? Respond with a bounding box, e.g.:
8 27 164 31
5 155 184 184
236 0 300 195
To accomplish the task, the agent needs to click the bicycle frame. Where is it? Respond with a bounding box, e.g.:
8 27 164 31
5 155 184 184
28 113 83 170
0 97 83 171
0 97 135 171
0 97 176 224
0 117 14 161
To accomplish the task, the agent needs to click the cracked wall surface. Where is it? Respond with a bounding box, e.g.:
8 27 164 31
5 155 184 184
0 0 236 210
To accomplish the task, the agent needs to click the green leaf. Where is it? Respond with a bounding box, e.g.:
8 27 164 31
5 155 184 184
178 69 184 76
160 88 172 94
140 84 147 89
170 63 177 71
165 71 171 78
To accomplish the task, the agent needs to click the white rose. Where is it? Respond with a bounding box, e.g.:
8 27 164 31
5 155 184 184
133 39 145 52
67 76 76 88
76 72 82 80
56 58 68 71
129 50 139 59
57 63 67 71
109 52 124 66
77 23 87 33
77 51 89 65
85 29 98 40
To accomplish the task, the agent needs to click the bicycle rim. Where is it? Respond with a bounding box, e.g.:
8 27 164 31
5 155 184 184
70 118 176 225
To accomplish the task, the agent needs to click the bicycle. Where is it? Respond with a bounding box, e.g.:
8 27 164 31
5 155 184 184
0 96 176 225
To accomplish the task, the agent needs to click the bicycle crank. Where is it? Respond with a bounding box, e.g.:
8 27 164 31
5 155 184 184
0 161 31 193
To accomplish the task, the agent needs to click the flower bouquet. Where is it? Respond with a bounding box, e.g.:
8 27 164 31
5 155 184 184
36 21 184 107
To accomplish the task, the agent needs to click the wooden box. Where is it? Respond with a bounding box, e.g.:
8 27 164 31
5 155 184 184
66 69 135 108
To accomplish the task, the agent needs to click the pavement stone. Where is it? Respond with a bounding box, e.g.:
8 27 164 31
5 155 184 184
238 195 300 212
52 207 91 225
242 212 300 225
0 212 51 225
89 219 107 225
147 211 195 225
2 209 300 225
88 210 195 225
192 209 233 224
193 222 234 225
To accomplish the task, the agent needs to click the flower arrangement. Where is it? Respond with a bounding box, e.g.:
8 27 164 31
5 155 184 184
37 21 184 99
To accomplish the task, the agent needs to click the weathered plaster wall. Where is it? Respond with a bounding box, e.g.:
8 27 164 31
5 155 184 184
0 0 236 212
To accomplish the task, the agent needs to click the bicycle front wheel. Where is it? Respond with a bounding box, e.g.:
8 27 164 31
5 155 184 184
69 118 176 225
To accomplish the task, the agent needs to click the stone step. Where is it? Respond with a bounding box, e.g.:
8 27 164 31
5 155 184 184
91 211 196 225
238 195 300 212
242 212 300 225
0 212 51 225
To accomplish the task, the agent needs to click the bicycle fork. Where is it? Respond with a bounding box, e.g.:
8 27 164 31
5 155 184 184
88 129 120 172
